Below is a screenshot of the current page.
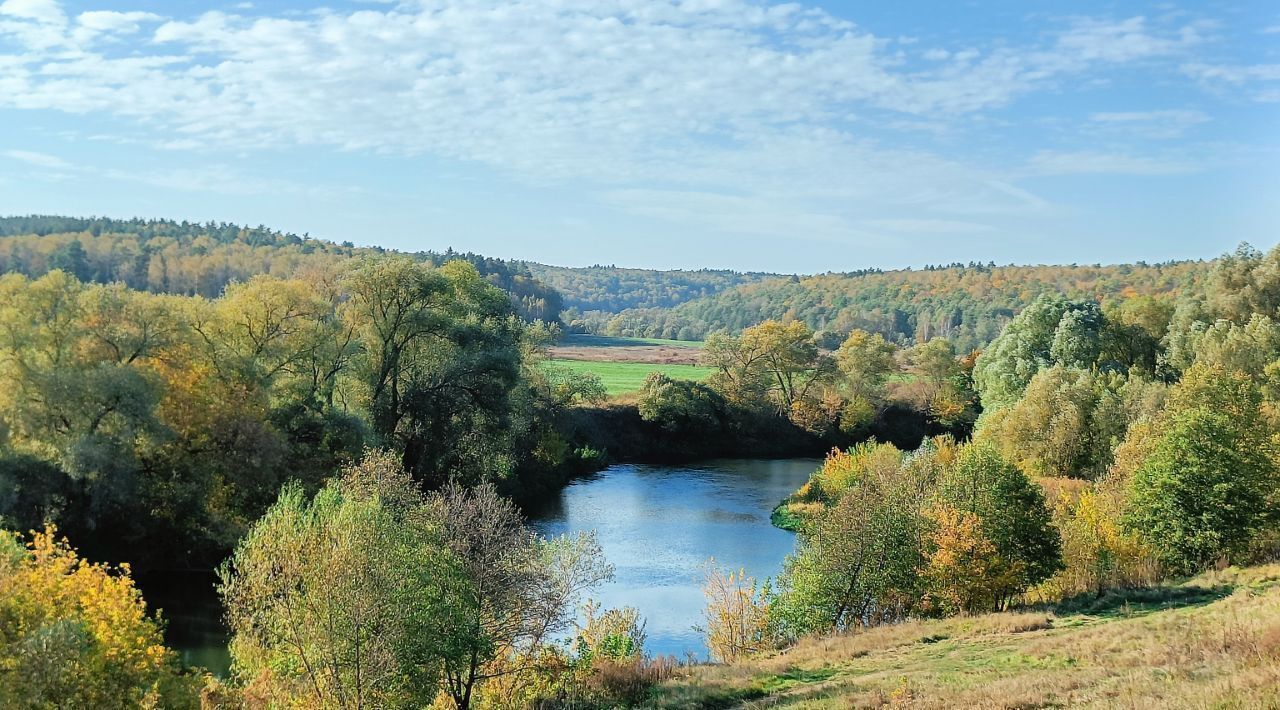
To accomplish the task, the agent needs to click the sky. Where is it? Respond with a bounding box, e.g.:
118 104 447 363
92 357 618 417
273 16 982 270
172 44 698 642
0 0 1277 273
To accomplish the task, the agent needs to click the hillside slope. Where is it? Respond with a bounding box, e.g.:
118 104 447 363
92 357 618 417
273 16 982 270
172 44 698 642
605 261 1210 349
0 215 562 320
526 262 778 313
650 564 1280 709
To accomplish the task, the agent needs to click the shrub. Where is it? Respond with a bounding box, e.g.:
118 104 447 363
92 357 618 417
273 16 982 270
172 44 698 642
699 562 777 663
0 526 199 708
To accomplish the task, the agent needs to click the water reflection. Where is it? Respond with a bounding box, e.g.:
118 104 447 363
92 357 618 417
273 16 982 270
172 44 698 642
529 458 818 659
138 570 232 677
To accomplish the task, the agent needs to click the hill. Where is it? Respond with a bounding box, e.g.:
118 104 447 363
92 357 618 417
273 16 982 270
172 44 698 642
526 262 778 314
649 563 1280 708
0 215 562 321
595 261 1210 350
0 216 1224 351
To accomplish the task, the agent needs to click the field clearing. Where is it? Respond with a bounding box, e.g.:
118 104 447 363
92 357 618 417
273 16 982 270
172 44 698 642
547 358 714 396
647 564 1280 708
550 334 705 365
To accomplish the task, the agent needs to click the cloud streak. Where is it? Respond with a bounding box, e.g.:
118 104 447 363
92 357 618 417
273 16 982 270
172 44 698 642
0 1 1267 244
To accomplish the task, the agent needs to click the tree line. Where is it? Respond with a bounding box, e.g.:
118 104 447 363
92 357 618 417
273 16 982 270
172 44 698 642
0 257 605 573
578 260 1208 349
0 216 561 322
702 243 1280 663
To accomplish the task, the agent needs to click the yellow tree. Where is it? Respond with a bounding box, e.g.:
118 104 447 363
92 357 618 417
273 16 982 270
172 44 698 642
699 561 775 663
0 527 199 707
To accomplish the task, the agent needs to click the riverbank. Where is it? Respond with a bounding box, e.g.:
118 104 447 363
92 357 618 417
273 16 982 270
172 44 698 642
560 401 946 466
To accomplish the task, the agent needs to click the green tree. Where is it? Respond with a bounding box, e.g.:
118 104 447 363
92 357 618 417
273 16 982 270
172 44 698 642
977 367 1162 479
775 442 925 635
343 258 524 486
636 372 726 432
936 442 1062 609
835 329 898 417
1124 408 1275 574
431 482 612 709
219 451 462 708
973 295 1103 410
703 320 830 412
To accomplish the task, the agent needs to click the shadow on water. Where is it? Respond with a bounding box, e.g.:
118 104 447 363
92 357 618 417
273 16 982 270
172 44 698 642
136 570 232 677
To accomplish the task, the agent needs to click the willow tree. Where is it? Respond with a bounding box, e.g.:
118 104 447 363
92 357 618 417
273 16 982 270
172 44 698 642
342 257 525 487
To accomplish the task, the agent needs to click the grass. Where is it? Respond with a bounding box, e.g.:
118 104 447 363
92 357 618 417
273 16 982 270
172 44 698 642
645 563 1280 708
547 359 715 396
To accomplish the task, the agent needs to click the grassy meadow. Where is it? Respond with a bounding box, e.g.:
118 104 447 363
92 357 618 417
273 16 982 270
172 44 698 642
646 563 1280 708
546 333 712 395
548 358 715 396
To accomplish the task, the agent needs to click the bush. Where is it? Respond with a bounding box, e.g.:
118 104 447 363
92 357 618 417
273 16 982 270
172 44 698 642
1125 408 1275 574
636 372 727 433
0 527 200 708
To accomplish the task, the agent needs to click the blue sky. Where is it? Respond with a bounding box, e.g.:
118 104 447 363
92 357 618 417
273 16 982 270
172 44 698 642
0 0 1276 273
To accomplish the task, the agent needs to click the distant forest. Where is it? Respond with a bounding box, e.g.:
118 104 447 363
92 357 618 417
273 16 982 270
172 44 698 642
0 216 562 322
586 262 1209 350
525 262 776 312
0 216 1215 352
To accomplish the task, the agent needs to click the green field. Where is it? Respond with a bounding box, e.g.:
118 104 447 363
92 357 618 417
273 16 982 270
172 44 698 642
546 359 714 396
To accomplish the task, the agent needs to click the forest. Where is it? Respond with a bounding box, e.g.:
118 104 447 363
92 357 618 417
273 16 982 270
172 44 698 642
575 260 1209 350
0 218 1278 707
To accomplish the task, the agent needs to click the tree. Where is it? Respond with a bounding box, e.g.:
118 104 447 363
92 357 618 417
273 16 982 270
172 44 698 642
1124 409 1275 574
1041 483 1158 599
431 482 612 709
936 442 1062 609
343 258 524 487
0 527 198 708
699 562 775 663
920 503 1005 615
636 372 726 433
219 451 462 708
973 295 1106 410
1050 304 1106 369
976 367 1161 479
835 329 898 401
906 338 977 428
1204 242 1280 324
775 442 926 635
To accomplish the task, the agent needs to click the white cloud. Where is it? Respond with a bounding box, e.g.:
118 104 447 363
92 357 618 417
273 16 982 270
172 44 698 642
1087 109 1210 139
0 2 1254 235
77 10 161 33
1053 16 1206 63
1182 62 1280 102
0 0 64 25
3 149 72 169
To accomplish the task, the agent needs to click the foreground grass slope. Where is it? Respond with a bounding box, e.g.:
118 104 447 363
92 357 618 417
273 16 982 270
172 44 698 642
650 564 1280 709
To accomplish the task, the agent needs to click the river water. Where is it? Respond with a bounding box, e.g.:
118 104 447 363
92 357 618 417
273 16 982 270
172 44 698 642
158 457 818 673
528 458 819 659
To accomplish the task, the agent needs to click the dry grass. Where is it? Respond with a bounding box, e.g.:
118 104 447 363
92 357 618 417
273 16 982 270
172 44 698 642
647 563 1280 709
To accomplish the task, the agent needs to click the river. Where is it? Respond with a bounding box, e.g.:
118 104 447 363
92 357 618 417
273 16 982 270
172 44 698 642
157 457 819 673
528 458 819 659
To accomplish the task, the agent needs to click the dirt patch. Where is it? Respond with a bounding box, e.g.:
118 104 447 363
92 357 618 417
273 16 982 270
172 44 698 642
548 344 704 365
